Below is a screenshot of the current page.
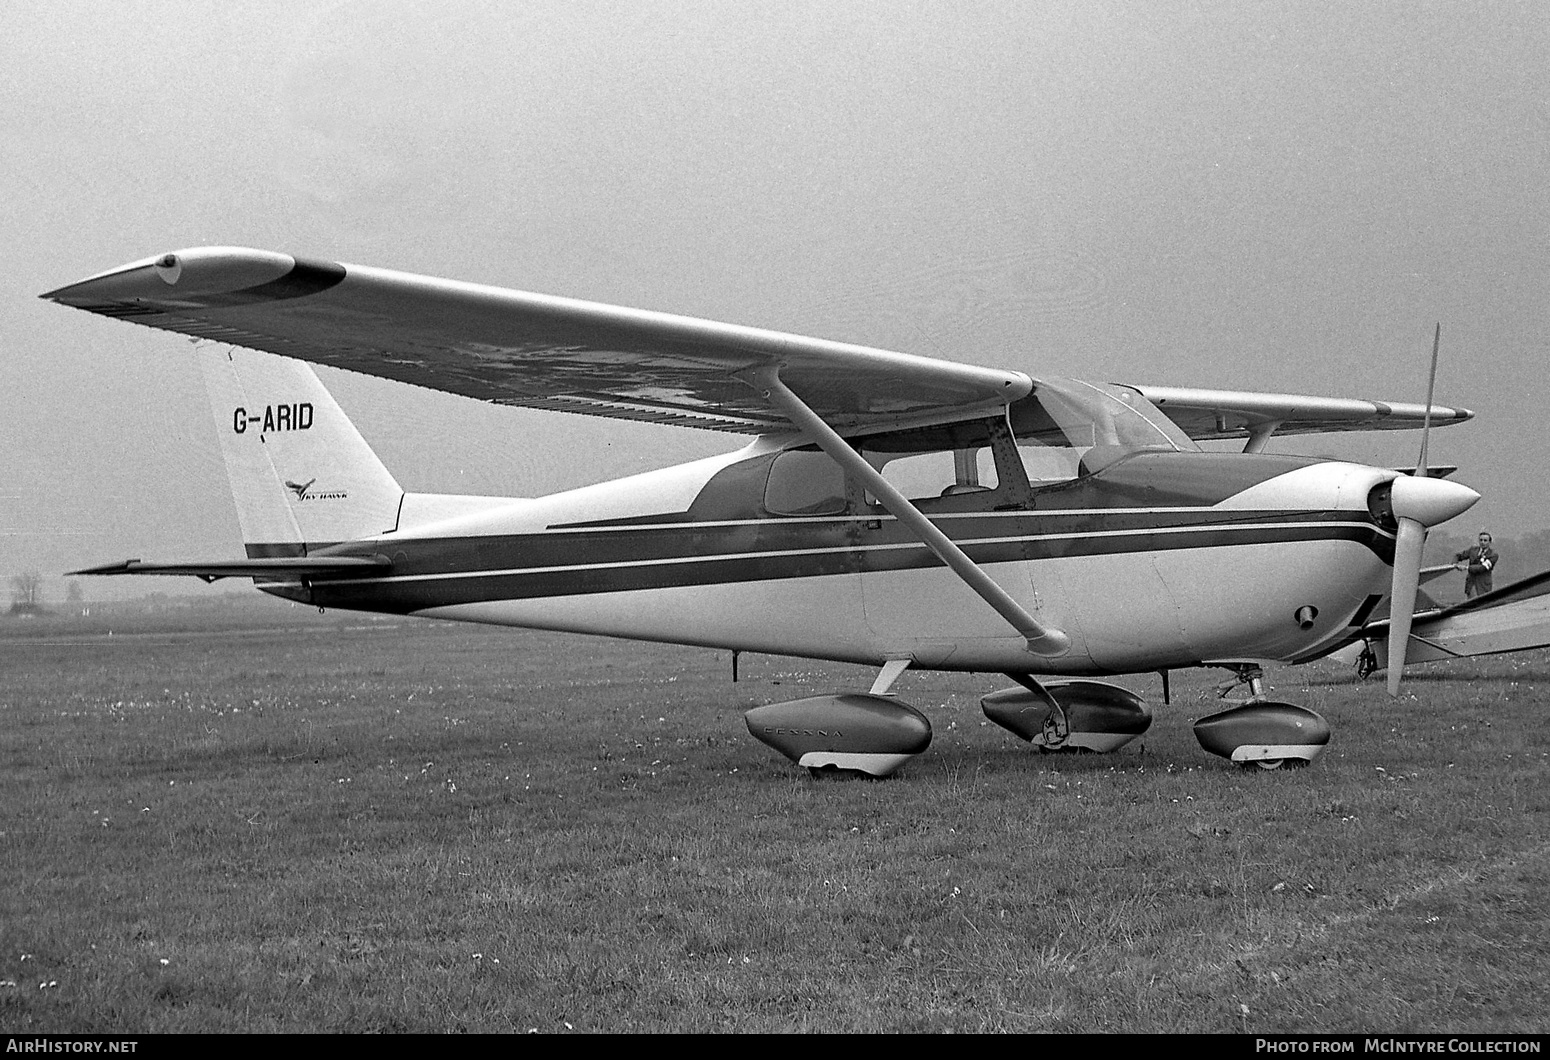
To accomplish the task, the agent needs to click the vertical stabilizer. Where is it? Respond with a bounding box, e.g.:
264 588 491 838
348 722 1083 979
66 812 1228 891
199 348 403 551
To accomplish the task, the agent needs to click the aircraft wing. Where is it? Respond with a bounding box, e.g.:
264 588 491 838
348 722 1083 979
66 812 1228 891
1129 385 1473 441
72 556 392 584
42 247 1030 436
1330 569 1550 671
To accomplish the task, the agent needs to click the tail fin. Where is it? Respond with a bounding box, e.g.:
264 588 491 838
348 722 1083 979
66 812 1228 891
199 347 403 553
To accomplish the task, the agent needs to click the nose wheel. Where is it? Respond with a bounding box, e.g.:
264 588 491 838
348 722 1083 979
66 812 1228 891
1252 757 1309 771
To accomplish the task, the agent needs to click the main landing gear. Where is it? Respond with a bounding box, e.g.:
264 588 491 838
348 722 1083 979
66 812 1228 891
744 659 932 778
979 677 1152 753
744 693 931 778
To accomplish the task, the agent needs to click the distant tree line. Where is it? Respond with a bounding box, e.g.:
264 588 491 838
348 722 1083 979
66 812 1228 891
9 572 45 616
7 573 86 616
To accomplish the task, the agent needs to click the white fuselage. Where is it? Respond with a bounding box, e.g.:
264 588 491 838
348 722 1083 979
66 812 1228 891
298 444 1398 676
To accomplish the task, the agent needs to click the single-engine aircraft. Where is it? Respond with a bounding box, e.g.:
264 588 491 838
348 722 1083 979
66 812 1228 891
44 247 1489 774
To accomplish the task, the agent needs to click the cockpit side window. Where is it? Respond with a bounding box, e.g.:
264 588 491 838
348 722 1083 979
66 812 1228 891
853 416 1022 510
869 447 999 501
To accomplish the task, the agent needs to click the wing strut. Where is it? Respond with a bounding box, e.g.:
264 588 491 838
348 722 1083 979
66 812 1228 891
753 368 1070 657
1243 421 1281 453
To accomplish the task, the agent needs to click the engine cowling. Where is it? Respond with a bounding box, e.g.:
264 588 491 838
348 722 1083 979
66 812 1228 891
1193 702 1331 768
981 679 1152 752
744 694 932 777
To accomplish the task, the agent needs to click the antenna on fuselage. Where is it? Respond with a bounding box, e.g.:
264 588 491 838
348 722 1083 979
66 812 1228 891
1416 322 1441 479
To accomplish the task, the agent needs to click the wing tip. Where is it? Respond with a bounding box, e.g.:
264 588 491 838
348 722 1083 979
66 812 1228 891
40 247 316 306
68 560 142 576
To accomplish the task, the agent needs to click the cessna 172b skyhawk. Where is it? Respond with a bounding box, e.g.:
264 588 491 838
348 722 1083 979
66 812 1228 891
45 247 1489 774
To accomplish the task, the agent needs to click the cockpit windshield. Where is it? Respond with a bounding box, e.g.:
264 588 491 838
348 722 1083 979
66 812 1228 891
1011 377 1197 482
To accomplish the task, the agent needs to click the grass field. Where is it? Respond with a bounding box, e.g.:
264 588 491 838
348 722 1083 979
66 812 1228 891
2 598 1547 1032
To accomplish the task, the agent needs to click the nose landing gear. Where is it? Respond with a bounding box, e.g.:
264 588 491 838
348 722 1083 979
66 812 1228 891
1194 663 1331 769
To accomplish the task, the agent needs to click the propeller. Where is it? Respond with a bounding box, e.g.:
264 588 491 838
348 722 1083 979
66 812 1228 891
1386 325 1479 695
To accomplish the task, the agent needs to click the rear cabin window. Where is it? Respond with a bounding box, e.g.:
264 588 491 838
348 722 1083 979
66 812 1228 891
764 449 848 516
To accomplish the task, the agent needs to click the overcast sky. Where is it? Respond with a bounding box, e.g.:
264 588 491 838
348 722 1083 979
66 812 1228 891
3 0 1547 600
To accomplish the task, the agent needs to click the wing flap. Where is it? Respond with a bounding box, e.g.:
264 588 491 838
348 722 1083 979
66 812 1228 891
43 247 1031 435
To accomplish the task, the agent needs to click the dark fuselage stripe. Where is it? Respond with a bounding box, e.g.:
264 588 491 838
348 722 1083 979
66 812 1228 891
359 519 1368 583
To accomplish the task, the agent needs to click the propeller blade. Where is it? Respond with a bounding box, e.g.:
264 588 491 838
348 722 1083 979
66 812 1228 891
1388 326 1459 695
1387 517 1427 696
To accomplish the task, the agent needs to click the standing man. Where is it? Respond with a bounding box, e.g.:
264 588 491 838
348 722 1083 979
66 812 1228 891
1455 531 1499 598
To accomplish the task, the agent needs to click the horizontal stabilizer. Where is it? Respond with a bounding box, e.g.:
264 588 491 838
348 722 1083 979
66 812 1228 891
71 555 392 584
